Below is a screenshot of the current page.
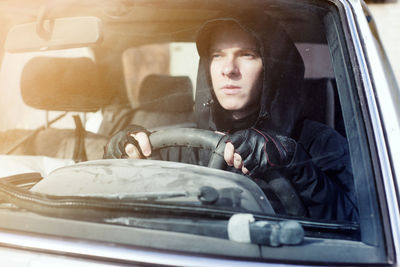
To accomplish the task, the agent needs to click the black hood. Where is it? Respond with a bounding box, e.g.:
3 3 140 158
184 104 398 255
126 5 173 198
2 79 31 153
194 12 305 136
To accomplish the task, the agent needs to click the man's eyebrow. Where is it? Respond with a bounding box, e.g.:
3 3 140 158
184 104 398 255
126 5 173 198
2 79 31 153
236 47 261 55
209 47 258 52
240 47 259 52
209 48 220 53
209 46 223 53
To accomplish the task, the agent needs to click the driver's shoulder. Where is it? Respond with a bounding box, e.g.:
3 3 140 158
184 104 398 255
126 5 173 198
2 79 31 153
298 119 348 157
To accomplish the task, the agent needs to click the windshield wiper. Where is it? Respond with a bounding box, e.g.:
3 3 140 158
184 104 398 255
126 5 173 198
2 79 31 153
107 213 304 247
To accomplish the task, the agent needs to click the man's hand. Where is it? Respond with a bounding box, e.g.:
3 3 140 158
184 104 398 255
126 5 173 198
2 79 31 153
224 142 250 174
125 132 152 158
103 125 152 159
224 128 296 177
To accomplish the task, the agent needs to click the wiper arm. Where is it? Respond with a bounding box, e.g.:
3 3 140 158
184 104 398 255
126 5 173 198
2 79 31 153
108 213 304 247
228 214 304 246
252 213 360 240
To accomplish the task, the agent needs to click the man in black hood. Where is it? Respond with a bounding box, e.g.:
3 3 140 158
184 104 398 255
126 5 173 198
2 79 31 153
104 13 358 222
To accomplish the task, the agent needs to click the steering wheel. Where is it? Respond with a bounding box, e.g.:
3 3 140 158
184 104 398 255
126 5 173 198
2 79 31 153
148 128 307 217
149 128 226 168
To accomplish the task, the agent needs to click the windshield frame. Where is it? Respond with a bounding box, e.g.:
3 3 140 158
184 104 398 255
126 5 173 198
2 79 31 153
0 0 394 265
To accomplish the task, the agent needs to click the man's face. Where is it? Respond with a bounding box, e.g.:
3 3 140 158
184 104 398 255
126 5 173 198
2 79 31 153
209 24 263 118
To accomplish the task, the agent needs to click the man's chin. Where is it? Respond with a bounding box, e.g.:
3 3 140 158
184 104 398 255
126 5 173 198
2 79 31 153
220 105 250 120
219 102 260 120
220 104 245 112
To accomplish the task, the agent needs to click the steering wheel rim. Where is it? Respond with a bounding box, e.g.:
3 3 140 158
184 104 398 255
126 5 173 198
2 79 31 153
148 128 307 217
149 128 227 169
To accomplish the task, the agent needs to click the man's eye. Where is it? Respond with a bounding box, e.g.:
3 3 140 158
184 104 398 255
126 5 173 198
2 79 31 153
241 52 257 58
211 53 222 59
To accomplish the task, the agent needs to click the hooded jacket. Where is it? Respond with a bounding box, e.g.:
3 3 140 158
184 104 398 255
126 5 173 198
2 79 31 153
187 12 358 221
195 14 305 136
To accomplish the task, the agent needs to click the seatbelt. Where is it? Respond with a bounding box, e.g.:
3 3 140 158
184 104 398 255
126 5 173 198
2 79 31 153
72 115 88 162
6 112 67 155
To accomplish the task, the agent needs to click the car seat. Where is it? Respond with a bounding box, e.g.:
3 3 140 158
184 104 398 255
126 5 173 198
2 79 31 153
130 74 195 129
98 74 195 136
2 56 113 161
300 77 345 137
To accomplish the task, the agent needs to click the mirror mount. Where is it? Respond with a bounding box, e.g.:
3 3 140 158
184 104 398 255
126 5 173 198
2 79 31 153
36 6 54 41
5 15 102 53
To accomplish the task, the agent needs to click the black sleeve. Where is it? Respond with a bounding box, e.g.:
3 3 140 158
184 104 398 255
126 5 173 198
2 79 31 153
287 120 358 221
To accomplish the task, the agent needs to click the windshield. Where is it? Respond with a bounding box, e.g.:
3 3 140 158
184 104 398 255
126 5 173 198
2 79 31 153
0 0 388 265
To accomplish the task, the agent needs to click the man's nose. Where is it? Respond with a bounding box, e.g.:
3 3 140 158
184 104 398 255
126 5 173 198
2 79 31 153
222 57 239 77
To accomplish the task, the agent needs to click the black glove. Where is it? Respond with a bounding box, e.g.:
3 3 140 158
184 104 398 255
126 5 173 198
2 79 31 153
227 128 296 177
103 125 150 159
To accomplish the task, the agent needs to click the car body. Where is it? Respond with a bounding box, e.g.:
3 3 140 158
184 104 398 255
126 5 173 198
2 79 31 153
0 0 399 266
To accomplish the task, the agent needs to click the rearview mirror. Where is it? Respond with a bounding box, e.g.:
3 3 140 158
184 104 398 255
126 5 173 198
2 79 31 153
5 16 102 53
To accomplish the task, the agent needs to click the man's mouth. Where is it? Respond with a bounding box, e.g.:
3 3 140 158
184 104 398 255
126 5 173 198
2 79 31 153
221 85 241 95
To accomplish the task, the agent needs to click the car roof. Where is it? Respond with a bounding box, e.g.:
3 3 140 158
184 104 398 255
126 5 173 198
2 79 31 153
0 0 328 46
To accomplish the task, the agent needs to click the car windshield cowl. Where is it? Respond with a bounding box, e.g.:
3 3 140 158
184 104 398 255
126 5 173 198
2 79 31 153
0 176 230 217
0 173 259 218
0 173 309 247
0 171 360 243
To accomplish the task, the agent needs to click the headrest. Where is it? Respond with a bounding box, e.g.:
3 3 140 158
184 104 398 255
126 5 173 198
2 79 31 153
21 57 114 112
300 78 336 129
132 74 194 112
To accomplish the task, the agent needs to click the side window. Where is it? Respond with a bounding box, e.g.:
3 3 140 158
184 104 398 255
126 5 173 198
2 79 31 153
323 3 384 247
268 0 382 239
